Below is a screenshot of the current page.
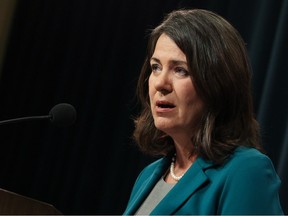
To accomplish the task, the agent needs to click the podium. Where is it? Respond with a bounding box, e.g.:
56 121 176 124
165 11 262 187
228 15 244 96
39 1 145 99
0 188 62 214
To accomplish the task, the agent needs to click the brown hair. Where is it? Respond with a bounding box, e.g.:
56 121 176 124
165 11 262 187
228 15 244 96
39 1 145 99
133 9 263 164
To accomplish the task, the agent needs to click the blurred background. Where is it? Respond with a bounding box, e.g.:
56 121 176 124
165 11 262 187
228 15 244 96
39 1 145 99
0 0 287 214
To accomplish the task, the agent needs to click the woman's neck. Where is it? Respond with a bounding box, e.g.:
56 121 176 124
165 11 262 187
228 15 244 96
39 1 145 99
164 137 198 184
172 137 197 167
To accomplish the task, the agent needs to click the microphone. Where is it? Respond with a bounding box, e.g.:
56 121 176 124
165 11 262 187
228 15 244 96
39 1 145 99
0 103 76 127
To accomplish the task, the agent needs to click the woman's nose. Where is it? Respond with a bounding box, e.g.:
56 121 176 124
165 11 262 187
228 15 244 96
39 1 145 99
154 71 173 95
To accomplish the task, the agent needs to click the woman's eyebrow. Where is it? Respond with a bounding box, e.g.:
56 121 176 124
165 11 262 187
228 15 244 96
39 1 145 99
150 57 160 63
150 57 187 66
170 60 187 66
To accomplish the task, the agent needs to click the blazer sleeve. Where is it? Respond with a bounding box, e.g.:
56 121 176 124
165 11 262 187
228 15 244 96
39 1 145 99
218 153 284 215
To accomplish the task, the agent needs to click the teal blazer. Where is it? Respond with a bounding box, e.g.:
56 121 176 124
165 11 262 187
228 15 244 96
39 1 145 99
124 147 283 215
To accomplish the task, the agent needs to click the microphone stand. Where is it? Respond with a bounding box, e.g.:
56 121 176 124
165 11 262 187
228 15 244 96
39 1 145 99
0 115 51 125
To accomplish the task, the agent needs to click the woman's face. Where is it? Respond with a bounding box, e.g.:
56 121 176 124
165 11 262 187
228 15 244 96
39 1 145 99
149 33 204 139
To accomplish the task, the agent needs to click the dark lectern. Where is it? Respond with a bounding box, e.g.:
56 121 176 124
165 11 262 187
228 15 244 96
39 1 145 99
0 188 62 214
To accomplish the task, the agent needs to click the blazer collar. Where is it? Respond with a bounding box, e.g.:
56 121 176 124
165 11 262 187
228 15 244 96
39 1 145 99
151 157 215 215
124 156 215 215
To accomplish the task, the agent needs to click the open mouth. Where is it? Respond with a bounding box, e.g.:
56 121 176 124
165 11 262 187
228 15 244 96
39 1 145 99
156 101 176 109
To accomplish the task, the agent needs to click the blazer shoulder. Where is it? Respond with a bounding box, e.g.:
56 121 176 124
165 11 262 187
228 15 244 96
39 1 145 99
218 147 283 214
220 146 281 190
137 157 167 179
130 157 166 186
227 146 274 168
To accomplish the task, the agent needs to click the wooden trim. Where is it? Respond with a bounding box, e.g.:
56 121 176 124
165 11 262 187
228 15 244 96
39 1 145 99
0 0 17 76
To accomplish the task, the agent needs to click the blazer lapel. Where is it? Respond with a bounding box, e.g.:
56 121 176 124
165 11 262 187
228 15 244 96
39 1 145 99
124 157 171 215
151 157 214 215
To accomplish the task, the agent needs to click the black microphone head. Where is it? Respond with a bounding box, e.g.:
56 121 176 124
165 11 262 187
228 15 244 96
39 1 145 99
49 103 76 127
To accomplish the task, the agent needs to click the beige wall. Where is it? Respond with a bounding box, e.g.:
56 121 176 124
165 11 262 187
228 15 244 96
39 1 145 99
0 0 17 77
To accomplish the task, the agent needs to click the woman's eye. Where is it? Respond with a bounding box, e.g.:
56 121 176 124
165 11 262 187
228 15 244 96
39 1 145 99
151 64 161 72
175 67 189 76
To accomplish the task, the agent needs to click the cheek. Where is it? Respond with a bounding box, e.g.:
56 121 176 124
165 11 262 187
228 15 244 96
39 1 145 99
148 76 154 101
179 82 197 103
179 84 204 115
186 97 204 123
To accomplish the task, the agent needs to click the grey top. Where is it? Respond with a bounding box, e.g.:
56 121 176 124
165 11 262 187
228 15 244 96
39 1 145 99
135 177 175 215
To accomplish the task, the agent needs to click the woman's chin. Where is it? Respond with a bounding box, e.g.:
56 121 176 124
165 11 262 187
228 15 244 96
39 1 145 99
154 121 176 134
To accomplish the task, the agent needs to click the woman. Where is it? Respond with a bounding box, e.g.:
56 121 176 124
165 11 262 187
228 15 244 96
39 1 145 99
124 9 283 215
